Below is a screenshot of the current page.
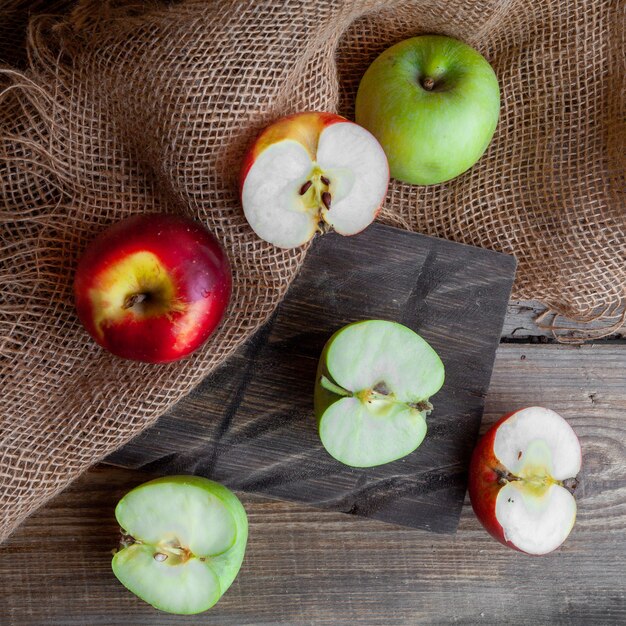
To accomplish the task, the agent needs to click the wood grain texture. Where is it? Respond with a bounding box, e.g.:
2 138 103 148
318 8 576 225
1 343 624 625
501 301 626 341
107 223 516 533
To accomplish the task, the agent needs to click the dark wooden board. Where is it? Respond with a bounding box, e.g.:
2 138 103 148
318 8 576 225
107 224 516 533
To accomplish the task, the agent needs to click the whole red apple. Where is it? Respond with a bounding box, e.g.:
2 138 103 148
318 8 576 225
468 406 582 555
74 214 231 363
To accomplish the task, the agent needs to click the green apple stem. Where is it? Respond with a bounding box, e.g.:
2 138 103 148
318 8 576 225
320 375 352 397
421 77 435 91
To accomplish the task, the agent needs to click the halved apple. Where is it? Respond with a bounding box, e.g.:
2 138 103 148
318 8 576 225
112 476 247 614
240 112 389 248
314 320 445 467
468 407 582 555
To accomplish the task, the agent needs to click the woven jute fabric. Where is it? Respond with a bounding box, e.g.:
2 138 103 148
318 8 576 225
0 0 624 542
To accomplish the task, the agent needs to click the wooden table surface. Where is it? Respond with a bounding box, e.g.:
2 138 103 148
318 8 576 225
2 302 625 625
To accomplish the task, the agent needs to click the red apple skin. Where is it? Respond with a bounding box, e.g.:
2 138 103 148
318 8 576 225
468 411 523 553
74 214 231 363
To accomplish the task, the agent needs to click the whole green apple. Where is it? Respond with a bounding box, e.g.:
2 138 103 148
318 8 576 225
355 35 500 185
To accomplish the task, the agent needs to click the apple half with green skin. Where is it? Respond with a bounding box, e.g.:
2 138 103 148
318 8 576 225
355 35 500 185
314 320 445 467
112 476 247 614
240 112 389 248
468 407 582 555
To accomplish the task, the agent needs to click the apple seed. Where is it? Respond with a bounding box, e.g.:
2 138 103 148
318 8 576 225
299 180 313 195
321 191 332 210
372 381 391 395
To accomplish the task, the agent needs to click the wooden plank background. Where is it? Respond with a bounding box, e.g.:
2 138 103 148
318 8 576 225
1 303 625 625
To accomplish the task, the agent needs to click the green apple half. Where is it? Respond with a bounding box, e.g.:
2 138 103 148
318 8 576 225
314 320 445 467
112 476 248 615
355 35 500 185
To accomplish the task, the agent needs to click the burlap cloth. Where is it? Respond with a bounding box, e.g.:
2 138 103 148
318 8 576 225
0 0 624 543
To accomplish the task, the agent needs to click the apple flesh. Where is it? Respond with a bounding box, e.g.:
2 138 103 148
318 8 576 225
74 213 231 363
314 320 445 467
468 407 582 555
240 112 389 248
112 476 248 615
355 35 500 185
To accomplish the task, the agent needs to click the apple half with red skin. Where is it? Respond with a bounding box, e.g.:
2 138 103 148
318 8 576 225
240 112 389 249
468 407 582 555
74 214 231 363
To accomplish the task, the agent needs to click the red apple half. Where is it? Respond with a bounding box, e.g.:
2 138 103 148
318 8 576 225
240 112 389 249
468 407 582 555
74 214 231 363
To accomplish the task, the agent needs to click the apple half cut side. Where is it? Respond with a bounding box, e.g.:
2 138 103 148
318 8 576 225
468 407 582 555
240 112 389 249
112 476 248 615
314 320 445 468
